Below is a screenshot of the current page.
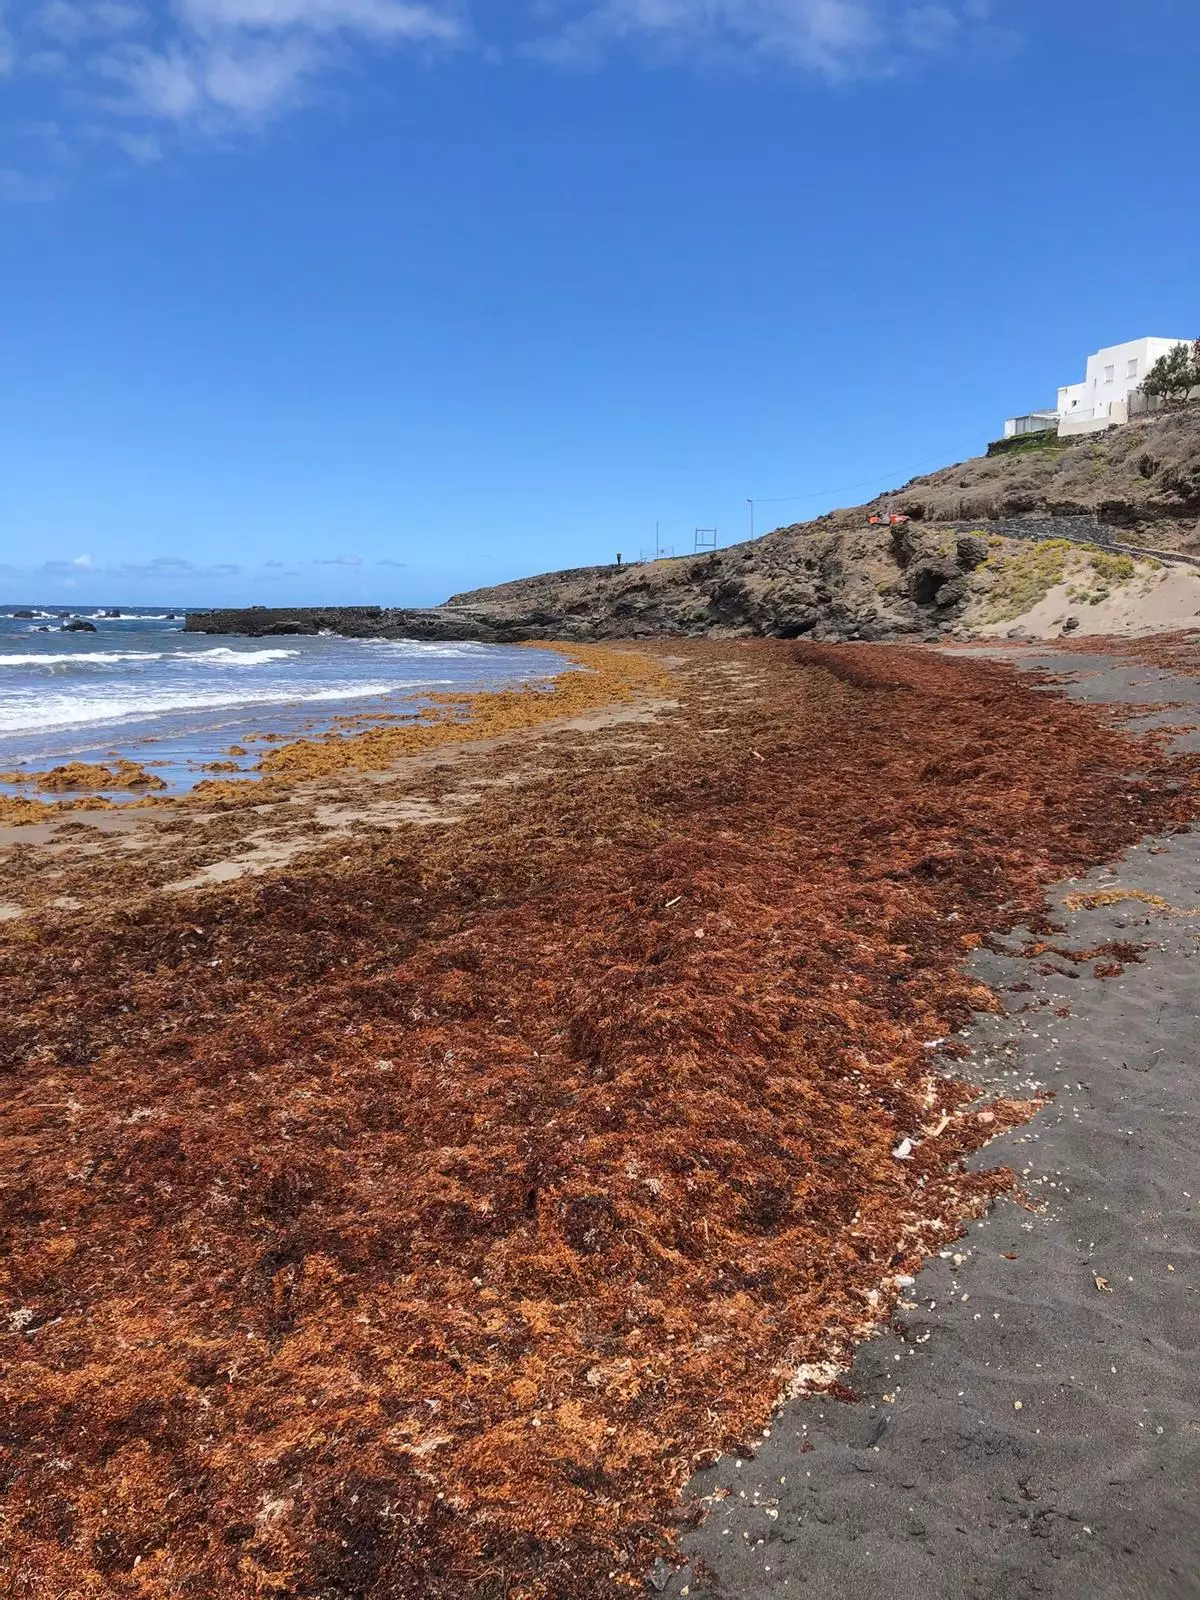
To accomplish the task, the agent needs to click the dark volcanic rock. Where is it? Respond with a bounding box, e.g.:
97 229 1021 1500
185 605 515 644
933 575 969 608
907 555 961 605
61 619 98 633
955 532 989 570
189 409 1200 646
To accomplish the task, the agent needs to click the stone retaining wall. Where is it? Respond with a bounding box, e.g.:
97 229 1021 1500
941 517 1200 569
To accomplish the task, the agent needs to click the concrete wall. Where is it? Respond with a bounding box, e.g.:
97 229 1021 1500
939 516 1200 568
1003 411 1058 439
1057 337 1190 432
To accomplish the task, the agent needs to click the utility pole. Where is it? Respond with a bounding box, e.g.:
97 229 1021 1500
747 499 755 540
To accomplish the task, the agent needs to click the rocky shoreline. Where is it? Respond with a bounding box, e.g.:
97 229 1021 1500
180 528 1001 646
186 410 1200 646
182 603 519 643
184 517 1192 647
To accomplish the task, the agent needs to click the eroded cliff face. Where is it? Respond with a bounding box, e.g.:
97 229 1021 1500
449 524 942 642
187 409 1200 644
891 408 1200 540
445 409 1200 642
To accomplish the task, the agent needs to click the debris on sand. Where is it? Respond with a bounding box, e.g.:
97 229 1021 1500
2 640 1197 1598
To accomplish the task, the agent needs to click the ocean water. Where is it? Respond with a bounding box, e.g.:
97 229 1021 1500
0 607 567 794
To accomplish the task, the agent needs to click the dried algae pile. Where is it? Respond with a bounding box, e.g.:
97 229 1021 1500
256 644 673 782
0 646 670 825
2 641 1197 1600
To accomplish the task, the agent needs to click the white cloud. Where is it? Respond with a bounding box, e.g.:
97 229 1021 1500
0 167 57 197
107 45 205 117
108 126 162 160
3 0 463 146
13 553 244 580
0 0 1002 187
902 3 958 52
529 0 988 75
314 553 365 565
0 3 14 73
33 1 145 43
179 0 460 40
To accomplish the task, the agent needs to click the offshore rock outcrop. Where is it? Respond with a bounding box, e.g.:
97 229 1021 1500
184 605 520 643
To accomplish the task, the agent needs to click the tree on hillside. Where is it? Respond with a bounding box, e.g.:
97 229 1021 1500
1142 340 1199 405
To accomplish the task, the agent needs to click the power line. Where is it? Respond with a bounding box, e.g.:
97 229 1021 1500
750 433 991 506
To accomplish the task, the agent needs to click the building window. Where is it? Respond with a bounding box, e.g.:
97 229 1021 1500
1127 358 1138 377
1104 364 1115 382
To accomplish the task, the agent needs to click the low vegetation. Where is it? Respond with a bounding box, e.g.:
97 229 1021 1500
977 538 1072 620
977 540 1149 622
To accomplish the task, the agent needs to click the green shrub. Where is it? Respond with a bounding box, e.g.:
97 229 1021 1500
1143 341 1199 404
1089 552 1135 583
980 540 1071 621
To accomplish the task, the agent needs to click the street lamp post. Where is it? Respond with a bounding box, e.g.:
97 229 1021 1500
747 499 755 541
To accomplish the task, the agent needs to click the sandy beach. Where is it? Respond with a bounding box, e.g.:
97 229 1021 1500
2 637 1198 1599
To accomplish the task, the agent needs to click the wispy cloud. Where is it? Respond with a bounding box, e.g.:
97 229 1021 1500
14 553 244 580
1 0 464 176
33 1 146 44
376 557 407 567
104 0 461 126
1 0 1007 192
527 0 877 73
314 553 364 565
527 0 1000 74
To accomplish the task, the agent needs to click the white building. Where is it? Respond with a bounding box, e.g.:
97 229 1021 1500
1004 337 1192 440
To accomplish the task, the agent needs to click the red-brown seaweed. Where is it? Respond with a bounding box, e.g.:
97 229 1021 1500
2 640 1196 1598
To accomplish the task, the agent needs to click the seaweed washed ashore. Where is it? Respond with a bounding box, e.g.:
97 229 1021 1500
0 644 669 823
2 639 1198 1599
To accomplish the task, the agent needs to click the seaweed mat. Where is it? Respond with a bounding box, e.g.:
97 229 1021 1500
2 640 1196 1598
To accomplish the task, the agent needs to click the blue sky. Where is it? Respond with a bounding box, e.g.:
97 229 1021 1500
1 0 1198 607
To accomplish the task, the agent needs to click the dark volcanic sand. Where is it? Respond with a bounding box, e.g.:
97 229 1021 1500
669 647 1200 1600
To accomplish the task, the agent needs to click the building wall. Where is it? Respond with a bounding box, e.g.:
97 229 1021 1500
1057 337 1189 430
1003 411 1058 439
1004 337 1192 441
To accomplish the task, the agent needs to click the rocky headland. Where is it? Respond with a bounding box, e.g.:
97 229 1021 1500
187 408 1200 644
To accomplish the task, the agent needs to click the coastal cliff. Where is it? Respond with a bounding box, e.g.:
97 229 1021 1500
188 408 1200 644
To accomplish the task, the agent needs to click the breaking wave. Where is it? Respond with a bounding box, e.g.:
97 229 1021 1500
0 680 447 737
0 648 301 669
